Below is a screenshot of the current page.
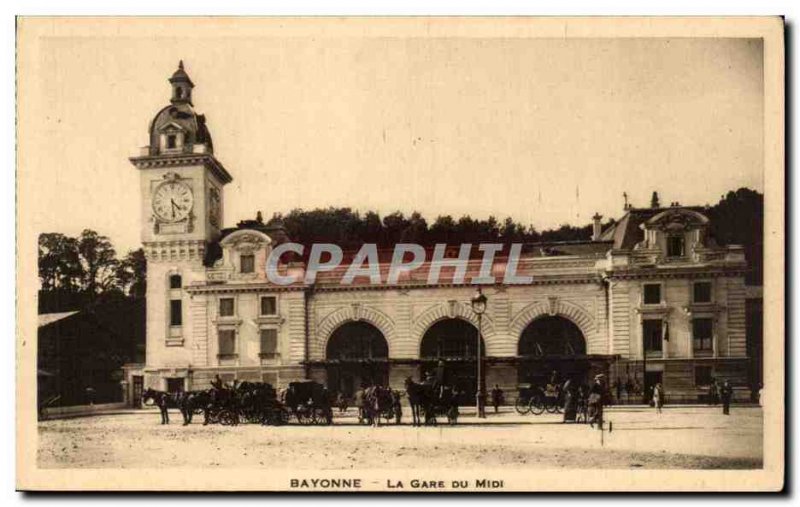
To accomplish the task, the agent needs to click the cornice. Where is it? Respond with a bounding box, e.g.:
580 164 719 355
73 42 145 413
129 153 233 184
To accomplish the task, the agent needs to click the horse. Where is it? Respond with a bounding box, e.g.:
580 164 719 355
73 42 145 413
362 385 396 427
404 377 428 426
142 388 182 425
179 390 213 425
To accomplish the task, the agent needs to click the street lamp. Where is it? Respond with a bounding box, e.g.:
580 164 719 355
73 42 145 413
471 287 488 418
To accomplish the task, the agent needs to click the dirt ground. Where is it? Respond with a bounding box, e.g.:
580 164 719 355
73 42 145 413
37 405 762 470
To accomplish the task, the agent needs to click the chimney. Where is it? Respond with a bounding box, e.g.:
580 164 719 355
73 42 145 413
592 213 603 241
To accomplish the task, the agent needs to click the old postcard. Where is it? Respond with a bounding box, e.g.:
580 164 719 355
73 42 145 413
16 16 784 492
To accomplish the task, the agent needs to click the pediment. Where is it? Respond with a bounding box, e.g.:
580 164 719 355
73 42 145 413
643 209 709 232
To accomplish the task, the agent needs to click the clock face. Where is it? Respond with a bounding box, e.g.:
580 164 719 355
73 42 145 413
153 180 194 223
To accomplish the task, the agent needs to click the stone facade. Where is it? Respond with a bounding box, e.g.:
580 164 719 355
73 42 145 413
127 64 753 405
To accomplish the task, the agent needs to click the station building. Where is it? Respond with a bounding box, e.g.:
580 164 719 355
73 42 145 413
125 63 753 404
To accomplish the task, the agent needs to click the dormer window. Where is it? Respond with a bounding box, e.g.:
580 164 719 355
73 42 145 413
667 235 685 258
240 254 255 273
166 134 177 149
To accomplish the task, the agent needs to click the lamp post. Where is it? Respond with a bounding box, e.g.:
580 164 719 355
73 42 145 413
471 287 488 418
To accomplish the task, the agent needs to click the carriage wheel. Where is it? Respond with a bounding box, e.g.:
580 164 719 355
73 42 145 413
296 408 314 425
219 410 236 426
314 408 332 425
529 398 545 415
515 397 531 415
278 407 290 426
545 399 559 414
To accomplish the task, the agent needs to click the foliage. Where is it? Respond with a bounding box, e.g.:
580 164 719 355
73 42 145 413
38 230 146 311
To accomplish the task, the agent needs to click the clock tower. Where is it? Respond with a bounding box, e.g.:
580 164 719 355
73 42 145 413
130 61 233 382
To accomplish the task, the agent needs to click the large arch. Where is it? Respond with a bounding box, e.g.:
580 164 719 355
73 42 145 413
324 320 390 397
516 315 590 386
317 304 396 357
509 299 595 343
413 300 496 355
418 318 487 405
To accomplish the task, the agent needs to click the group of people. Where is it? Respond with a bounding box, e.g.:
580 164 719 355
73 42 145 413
562 375 607 429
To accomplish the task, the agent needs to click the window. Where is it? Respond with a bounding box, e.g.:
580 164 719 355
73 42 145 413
240 254 255 273
218 329 236 356
695 366 713 386
693 281 712 303
166 378 184 394
693 318 713 353
166 134 177 149
260 329 278 358
169 274 182 289
219 297 235 317
176 87 183 99
667 235 685 258
642 319 663 353
260 296 277 316
169 299 182 326
643 284 661 305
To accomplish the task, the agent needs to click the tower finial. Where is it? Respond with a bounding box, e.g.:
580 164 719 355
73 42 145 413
650 191 660 209
178 60 184 71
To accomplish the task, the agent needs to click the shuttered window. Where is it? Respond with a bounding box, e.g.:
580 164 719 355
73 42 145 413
240 254 255 273
260 329 278 358
693 318 713 352
260 296 277 316
219 297 235 317
642 319 662 353
218 329 236 356
169 299 182 326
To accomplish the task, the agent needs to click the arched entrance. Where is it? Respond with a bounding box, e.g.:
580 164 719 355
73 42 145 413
325 321 389 398
517 316 589 386
420 318 486 404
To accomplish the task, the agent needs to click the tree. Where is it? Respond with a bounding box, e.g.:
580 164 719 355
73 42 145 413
76 229 119 300
38 233 82 292
708 188 763 285
115 249 147 299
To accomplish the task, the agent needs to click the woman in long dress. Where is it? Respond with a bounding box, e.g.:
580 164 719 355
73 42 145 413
562 380 577 423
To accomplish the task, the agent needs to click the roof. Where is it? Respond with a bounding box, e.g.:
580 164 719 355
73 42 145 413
598 206 709 250
38 311 79 328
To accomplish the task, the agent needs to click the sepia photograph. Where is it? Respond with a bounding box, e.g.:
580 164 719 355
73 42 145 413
15 16 784 492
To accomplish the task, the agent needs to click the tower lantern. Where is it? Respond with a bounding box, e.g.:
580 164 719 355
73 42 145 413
169 60 195 105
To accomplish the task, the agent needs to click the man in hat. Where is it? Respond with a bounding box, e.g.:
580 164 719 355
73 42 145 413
720 380 733 415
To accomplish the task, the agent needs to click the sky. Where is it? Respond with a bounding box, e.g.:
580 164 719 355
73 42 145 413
22 26 764 254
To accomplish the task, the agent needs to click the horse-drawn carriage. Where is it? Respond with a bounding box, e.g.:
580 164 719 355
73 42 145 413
143 381 290 426
357 385 402 426
515 383 564 415
282 381 333 425
404 377 459 426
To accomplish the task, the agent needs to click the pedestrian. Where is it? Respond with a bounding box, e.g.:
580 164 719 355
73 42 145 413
587 375 605 430
615 377 623 405
652 382 664 414
720 380 733 415
562 380 578 423
625 377 634 404
85 386 96 406
491 384 504 413
709 378 719 405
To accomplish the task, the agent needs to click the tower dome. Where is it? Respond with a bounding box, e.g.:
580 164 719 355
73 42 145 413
147 61 214 156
